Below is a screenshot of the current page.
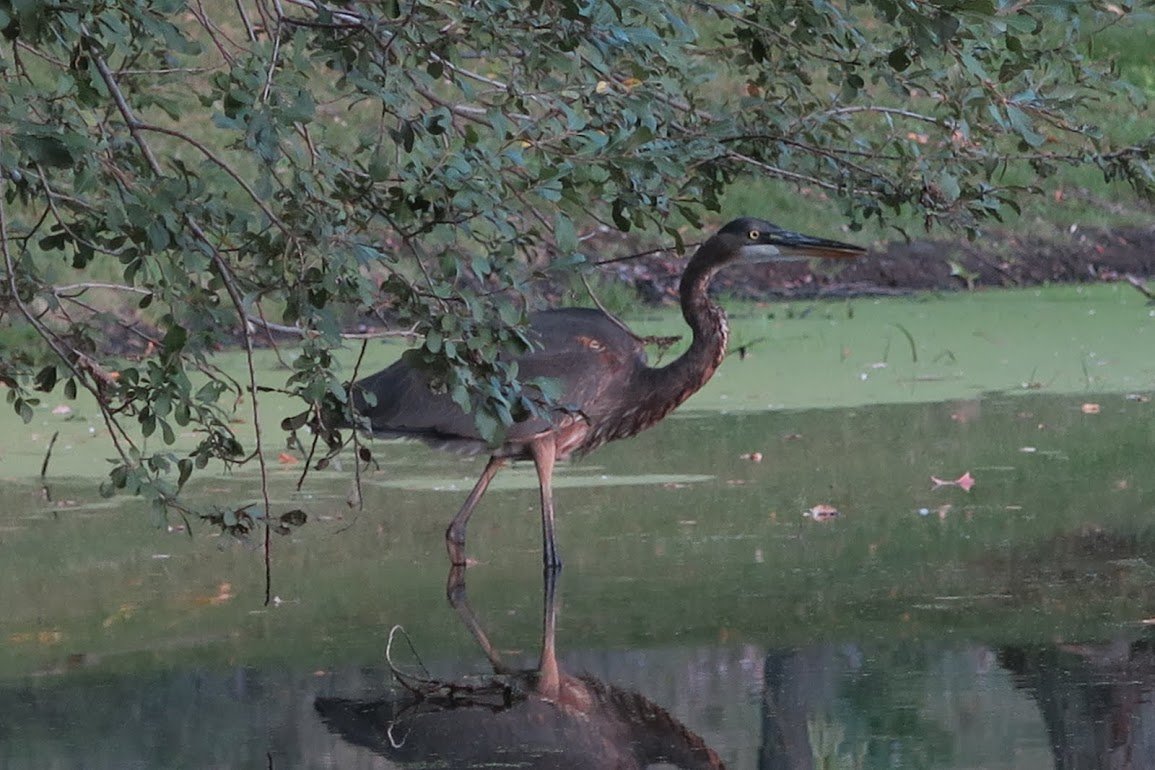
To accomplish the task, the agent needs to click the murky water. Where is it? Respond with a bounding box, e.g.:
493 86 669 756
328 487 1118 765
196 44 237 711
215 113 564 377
3 388 1154 768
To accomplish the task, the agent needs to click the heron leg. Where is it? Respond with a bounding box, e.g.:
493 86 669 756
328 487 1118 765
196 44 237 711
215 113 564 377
445 565 516 674
530 438 562 570
445 455 505 566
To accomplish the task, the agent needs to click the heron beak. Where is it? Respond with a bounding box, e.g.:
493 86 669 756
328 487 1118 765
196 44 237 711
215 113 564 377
769 226 866 260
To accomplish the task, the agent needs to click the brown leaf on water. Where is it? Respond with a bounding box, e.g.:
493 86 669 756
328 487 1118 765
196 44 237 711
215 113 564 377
9 630 64 645
102 603 139 628
192 582 234 606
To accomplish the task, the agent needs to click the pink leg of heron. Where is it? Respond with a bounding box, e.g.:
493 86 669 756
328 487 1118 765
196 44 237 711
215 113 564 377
530 438 561 569
445 564 517 674
445 455 505 566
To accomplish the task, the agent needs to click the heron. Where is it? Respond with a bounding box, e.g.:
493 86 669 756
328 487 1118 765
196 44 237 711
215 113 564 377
351 217 865 568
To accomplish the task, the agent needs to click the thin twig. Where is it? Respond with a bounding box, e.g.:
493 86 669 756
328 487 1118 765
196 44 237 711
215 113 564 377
40 431 60 478
134 123 291 237
1125 274 1155 302
54 282 151 296
1 149 139 466
245 314 421 339
86 34 277 603
348 338 369 512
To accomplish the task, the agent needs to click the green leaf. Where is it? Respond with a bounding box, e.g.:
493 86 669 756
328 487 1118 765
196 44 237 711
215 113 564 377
554 213 578 254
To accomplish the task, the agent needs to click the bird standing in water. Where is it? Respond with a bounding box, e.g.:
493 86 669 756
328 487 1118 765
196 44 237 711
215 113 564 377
351 217 865 568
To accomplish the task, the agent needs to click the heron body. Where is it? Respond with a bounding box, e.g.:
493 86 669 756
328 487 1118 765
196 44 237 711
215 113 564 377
351 217 864 567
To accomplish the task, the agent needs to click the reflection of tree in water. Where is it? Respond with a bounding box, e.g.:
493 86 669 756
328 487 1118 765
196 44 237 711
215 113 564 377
316 567 724 769
1000 634 1155 770
760 645 954 769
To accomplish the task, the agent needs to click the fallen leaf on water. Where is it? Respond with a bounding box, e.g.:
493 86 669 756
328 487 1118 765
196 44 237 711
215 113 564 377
1081 402 1101 414
192 582 234 606
102 603 139 628
931 471 975 492
9 630 64 645
277 452 298 465
805 504 840 521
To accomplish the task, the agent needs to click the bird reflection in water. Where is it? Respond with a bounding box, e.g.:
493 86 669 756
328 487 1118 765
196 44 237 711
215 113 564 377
315 567 726 769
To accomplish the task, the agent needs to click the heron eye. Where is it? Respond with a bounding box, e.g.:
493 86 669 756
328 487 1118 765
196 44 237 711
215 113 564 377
748 230 760 240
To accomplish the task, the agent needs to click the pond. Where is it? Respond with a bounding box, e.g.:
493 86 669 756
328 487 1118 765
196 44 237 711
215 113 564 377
1 286 1154 768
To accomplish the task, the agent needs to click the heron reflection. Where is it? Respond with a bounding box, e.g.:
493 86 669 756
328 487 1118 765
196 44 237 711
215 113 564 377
315 567 725 769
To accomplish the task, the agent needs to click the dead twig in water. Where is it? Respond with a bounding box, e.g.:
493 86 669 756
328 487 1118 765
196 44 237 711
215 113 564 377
39 431 59 479
1124 274 1155 303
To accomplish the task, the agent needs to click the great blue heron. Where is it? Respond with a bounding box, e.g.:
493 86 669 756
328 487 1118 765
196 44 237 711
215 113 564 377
351 217 864 567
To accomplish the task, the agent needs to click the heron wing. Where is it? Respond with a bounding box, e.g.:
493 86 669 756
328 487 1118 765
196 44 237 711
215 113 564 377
352 308 648 450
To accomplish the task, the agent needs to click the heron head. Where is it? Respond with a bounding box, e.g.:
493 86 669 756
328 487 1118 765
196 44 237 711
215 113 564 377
713 217 866 264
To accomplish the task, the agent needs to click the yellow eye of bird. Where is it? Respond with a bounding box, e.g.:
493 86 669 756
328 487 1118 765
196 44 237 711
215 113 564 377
748 230 760 240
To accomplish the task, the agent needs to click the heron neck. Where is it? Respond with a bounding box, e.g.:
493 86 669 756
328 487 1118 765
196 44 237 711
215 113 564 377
638 256 728 419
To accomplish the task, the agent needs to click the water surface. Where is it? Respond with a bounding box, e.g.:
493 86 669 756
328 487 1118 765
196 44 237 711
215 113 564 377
3 390 1155 768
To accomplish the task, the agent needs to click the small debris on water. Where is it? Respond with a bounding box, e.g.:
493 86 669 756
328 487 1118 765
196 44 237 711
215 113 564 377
805 504 840 521
740 451 763 462
1081 402 1101 414
51 405 72 416
1125 393 1150 402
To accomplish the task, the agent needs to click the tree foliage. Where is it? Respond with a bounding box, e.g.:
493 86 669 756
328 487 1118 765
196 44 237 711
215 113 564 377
0 0 1151 523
